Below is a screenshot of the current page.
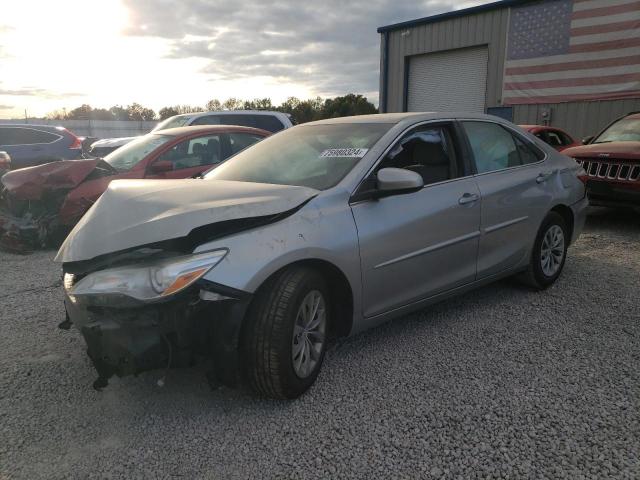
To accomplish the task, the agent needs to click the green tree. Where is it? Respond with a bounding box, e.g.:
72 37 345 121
127 103 156 121
109 105 129 121
66 104 93 120
222 98 243 110
205 99 222 111
322 94 377 119
158 106 180 120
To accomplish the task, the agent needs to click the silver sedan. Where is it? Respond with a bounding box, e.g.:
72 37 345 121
57 113 588 399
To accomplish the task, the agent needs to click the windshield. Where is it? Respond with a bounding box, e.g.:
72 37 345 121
594 118 640 143
204 123 391 190
152 115 192 132
103 134 173 171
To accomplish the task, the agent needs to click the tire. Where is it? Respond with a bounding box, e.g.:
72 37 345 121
241 267 329 399
520 211 569 290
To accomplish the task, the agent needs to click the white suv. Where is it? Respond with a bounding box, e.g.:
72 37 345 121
154 110 294 133
88 110 293 157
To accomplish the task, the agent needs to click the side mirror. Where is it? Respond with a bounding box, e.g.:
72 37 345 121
377 167 424 193
149 160 173 173
582 135 594 145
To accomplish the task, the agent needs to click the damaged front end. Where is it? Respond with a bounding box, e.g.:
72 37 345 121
62 247 252 390
0 159 114 252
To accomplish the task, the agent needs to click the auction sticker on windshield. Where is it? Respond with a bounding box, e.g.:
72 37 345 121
319 148 368 158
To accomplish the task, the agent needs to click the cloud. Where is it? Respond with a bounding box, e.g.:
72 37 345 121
122 0 466 100
0 86 83 99
0 104 14 110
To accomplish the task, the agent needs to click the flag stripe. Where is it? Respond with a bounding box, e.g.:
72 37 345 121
505 46 640 69
572 1 640 19
569 36 640 53
571 11 640 28
506 64 640 82
504 90 640 105
572 0 638 11
570 28 640 45
505 54 640 76
571 19 640 36
505 73 640 90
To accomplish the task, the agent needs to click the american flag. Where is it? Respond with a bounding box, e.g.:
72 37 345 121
502 0 640 105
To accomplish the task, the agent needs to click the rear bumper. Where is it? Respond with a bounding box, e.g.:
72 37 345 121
586 179 640 207
63 280 251 389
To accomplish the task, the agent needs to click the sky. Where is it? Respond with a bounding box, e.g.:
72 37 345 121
0 0 490 119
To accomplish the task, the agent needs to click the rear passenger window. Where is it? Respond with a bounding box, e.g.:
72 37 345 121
0 127 59 146
219 115 257 128
190 115 221 126
463 122 543 174
254 115 285 133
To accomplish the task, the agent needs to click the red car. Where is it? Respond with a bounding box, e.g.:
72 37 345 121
520 125 580 152
0 125 269 251
562 112 640 208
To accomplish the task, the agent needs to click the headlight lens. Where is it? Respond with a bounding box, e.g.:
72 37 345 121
69 250 227 301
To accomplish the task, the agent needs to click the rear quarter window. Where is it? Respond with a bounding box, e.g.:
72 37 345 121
0 127 60 146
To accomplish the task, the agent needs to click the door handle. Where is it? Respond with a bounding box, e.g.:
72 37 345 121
458 193 479 205
536 170 555 183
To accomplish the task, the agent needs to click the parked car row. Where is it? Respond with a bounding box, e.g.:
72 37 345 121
0 125 269 251
55 112 589 398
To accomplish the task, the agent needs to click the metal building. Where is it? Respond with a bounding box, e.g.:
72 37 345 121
378 0 640 139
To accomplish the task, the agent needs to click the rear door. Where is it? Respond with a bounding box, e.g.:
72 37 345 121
0 127 62 168
461 120 553 278
351 122 481 318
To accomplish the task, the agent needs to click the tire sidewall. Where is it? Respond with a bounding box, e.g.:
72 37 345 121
277 270 330 396
530 212 569 288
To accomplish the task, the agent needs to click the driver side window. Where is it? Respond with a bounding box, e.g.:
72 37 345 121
377 125 458 186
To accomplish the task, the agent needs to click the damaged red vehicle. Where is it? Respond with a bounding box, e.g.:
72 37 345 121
0 125 269 251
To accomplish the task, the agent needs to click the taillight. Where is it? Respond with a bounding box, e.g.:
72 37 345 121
65 129 82 149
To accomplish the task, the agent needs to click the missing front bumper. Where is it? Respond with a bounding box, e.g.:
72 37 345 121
64 282 251 390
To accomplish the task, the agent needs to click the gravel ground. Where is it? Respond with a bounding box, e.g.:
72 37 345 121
1 207 639 479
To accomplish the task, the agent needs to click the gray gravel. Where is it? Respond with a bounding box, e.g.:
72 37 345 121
1 207 639 479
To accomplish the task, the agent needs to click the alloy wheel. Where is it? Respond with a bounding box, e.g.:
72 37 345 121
540 225 565 277
291 290 326 378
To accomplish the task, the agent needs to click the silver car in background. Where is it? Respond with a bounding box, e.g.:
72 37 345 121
57 113 588 399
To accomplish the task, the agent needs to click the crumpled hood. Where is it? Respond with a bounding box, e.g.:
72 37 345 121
1 159 109 200
563 141 640 161
91 136 139 148
55 178 318 263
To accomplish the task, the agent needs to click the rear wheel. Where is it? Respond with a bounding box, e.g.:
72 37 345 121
241 267 329 399
520 211 569 290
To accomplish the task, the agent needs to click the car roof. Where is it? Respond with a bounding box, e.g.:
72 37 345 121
152 125 270 136
305 112 509 127
171 110 288 120
0 123 66 131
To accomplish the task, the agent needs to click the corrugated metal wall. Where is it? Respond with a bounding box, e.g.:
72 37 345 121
381 6 640 141
384 8 510 113
513 99 640 139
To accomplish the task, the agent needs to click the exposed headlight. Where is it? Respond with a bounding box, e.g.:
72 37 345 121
68 250 227 301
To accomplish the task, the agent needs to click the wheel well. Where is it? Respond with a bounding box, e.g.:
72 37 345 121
551 204 574 241
259 259 354 339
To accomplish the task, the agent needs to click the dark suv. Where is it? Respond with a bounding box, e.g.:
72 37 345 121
0 124 83 169
564 112 640 208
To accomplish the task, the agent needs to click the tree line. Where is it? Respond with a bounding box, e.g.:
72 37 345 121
46 94 378 125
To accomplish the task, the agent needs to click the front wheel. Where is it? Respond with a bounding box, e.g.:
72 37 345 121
241 267 329 399
520 211 569 290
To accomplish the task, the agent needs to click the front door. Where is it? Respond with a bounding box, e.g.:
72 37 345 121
351 123 481 318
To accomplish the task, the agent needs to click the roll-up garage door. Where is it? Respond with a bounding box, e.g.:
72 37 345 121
407 46 488 113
